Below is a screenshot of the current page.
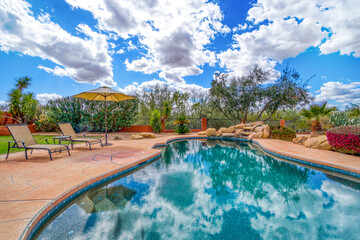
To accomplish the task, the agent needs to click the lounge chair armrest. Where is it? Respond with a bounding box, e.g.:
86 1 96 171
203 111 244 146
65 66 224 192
9 141 26 147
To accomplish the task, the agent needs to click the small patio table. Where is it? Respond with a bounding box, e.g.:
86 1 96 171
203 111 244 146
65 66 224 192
52 135 71 145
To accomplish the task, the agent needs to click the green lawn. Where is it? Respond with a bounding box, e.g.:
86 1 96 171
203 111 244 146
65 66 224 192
0 135 99 155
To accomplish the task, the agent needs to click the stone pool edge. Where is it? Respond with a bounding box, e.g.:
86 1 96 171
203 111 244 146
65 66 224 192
22 135 360 240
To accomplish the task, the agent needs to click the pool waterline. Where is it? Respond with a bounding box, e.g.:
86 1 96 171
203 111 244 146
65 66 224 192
33 140 360 240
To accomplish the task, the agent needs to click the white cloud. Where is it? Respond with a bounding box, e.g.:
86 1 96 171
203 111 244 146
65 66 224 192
219 0 360 78
118 79 209 97
0 0 115 86
246 0 360 56
218 18 325 78
315 81 360 104
321 76 328 80
65 0 227 85
36 93 62 104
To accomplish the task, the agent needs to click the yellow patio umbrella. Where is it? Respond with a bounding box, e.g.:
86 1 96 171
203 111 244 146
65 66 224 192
74 86 134 146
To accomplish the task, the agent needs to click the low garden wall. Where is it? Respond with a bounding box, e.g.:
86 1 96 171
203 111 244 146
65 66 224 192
0 124 38 136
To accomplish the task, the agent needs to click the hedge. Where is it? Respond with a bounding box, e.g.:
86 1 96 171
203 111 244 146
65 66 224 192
270 126 296 142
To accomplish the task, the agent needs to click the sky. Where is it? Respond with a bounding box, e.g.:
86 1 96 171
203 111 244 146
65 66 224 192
0 0 359 108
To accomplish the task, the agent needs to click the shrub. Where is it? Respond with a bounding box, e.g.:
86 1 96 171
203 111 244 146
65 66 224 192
326 126 360 154
270 126 296 142
34 114 58 132
150 109 162 133
46 97 139 132
330 112 360 127
175 125 190 134
174 114 190 134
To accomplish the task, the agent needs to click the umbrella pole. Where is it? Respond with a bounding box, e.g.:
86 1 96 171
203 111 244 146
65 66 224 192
103 99 113 146
105 100 108 144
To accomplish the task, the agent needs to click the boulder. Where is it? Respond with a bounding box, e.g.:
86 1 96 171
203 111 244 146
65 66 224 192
235 124 245 129
139 132 156 138
247 132 262 140
305 135 328 149
309 131 321 138
130 134 144 140
235 129 244 137
219 126 235 133
319 141 332 150
222 133 236 138
206 128 217 137
253 121 264 126
262 125 271 138
240 132 252 136
243 127 253 130
254 126 265 133
197 131 206 135
292 136 308 145
214 131 223 137
244 123 253 127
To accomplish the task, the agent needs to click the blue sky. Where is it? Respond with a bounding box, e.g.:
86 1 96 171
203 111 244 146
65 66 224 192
0 0 359 107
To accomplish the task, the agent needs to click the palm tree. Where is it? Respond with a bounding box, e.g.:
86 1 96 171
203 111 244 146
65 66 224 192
15 76 31 92
300 102 337 132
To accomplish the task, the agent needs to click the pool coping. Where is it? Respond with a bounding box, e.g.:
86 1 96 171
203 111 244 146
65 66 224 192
22 135 360 239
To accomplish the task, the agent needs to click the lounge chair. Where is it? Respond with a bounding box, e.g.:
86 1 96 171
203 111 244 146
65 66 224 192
58 123 103 150
6 124 70 161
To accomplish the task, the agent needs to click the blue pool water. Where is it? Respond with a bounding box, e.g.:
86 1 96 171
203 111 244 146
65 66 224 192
35 139 360 239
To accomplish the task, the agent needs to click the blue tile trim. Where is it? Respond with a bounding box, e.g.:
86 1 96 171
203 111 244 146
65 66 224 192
24 154 161 240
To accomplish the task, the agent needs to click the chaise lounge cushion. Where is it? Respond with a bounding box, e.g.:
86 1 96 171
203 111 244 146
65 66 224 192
72 138 101 143
26 144 68 151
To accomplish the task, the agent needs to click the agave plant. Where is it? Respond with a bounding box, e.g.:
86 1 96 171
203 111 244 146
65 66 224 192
300 102 337 132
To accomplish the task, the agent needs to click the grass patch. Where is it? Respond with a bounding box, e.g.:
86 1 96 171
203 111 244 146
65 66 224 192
0 135 101 155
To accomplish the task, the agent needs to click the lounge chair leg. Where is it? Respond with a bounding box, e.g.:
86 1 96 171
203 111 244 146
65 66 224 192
88 142 92 150
100 140 103 148
48 150 53 161
25 149 28 160
30 150 33 155
67 146 71 156
71 142 74 149
6 142 10 159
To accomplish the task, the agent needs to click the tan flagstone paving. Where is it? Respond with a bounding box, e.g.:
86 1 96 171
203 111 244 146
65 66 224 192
0 134 359 240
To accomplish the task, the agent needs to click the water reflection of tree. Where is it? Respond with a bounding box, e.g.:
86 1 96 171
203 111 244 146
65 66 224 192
161 139 313 203
204 140 313 203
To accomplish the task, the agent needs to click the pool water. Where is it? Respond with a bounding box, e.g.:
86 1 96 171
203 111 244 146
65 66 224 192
35 139 360 239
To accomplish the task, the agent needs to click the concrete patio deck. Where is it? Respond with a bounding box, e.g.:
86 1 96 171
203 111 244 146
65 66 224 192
0 134 359 240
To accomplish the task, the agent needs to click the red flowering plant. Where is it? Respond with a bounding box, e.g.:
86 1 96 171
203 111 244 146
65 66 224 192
326 126 360 154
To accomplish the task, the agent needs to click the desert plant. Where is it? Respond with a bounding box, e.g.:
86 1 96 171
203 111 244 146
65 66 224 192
326 126 360 154
300 102 337 132
174 114 190 134
330 112 360 127
7 76 38 124
150 109 162 133
270 126 296 142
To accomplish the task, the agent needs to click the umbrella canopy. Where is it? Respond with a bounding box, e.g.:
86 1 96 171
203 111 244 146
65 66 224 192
74 86 134 146
73 86 134 102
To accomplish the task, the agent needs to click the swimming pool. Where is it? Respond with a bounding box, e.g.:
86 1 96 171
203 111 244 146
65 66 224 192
35 139 360 239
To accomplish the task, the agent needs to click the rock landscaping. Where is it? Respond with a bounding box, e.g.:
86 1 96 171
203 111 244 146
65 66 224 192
200 121 271 140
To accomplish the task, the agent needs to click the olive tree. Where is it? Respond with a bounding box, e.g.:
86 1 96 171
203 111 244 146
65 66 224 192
209 65 312 123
